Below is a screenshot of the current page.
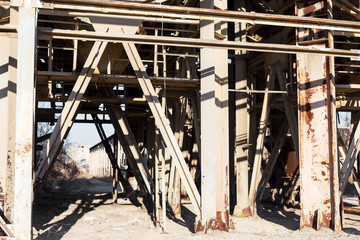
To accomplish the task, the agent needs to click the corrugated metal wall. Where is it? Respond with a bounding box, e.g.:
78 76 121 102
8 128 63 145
89 138 126 177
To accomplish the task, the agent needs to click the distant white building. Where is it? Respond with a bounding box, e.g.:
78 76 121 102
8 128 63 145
68 144 90 172
89 135 126 177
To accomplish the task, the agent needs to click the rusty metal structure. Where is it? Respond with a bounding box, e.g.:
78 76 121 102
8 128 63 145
1 0 360 239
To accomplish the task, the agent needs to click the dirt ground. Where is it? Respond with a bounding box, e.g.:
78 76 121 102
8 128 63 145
33 178 360 240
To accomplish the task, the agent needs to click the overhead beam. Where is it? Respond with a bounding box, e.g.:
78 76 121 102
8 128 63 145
41 0 360 33
39 29 360 59
36 71 199 88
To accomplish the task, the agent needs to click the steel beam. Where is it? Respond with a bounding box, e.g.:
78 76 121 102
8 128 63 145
296 0 341 232
92 114 133 194
104 88 154 197
39 29 360 59
233 2 251 216
168 99 187 219
248 68 276 213
13 0 38 238
36 71 199 87
121 40 201 217
4 7 18 223
340 118 360 194
34 40 108 190
257 122 289 201
274 63 299 158
0 33 10 215
0 215 12 237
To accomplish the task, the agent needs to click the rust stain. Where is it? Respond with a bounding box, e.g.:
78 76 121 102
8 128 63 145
312 176 319 182
195 220 205 232
23 143 31 154
321 212 331 228
234 206 252 217
321 171 326 176
302 212 314 229
172 203 181 219
196 210 234 233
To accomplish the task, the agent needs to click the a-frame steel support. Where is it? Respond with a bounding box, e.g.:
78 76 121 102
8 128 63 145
34 40 108 190
121 41 201 217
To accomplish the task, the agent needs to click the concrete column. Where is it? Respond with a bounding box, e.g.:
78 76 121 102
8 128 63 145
198 0 231 231
13 0 38 238
296 0 340 232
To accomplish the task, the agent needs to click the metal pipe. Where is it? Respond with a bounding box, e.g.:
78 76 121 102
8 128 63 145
229 89 287 94
38 9 199 25
39 29 360 59
43 0 360 33
336 84 360 89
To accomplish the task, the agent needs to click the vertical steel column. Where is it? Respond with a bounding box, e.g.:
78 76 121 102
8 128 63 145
214 0 230 230
198 0 231 231
296 0 340 231
13 0 38 238
233 0 251 218
0 31 10 214
5 7 18 222
199 0 216 226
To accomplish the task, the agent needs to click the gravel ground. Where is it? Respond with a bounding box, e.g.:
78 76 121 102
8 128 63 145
33 178 360 240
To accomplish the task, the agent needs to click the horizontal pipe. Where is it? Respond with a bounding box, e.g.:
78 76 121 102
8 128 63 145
36 71 199 86
38 9 199 25
42 0 360 33
336 84 360 89
39 29 360 59
229 89 288 94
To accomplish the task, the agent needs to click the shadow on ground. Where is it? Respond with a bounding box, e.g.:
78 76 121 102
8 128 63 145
257 202 300 231
33 177 143 240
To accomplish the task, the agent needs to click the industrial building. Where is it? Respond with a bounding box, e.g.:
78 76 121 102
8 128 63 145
1 0 360 239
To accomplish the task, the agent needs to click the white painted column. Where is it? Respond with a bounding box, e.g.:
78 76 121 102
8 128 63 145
13 0 38 239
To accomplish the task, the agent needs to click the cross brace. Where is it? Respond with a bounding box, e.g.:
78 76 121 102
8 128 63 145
34 40 108 192
122 41 201 217
92 114 133 193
